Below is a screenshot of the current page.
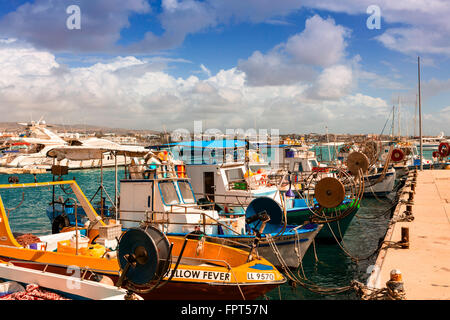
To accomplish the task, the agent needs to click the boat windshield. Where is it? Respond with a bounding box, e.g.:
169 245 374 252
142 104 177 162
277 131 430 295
159 181 180 205
225 168 245 183
177 181 196 204
294 161 304 172
309 159 318 168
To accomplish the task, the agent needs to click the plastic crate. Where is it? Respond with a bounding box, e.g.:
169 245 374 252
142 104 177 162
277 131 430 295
98 224 122 240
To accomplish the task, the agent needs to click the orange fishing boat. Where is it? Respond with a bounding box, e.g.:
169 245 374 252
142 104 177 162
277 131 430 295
0 180 285 300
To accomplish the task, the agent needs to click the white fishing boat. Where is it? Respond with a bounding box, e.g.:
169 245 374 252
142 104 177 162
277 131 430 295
272 144 396 197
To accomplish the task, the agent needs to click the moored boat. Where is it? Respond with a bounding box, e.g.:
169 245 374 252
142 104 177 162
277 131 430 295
0 180 285 300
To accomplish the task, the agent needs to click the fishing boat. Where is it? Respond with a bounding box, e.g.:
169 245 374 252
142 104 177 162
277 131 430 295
150 140 363 243
205 143 360 242
0 179 285 300
275 143 396 197
45 144 321 269
142 141 322 266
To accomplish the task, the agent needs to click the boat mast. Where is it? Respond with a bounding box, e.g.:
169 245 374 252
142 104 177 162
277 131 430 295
418 56 423 171
414 94 417 137
391 105 395 138
326 126 331 162
397 96 401 139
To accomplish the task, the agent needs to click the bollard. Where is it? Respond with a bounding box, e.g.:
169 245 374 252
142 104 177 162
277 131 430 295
386 269 405 295
408 191 414 202
400 227 409 249
406 205 413 215
390 269 402 282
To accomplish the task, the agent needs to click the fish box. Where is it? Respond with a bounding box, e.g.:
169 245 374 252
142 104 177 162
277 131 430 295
98 224 122 240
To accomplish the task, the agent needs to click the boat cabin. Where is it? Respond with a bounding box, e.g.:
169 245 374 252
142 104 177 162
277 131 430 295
272 146 321 173
119 160 247 236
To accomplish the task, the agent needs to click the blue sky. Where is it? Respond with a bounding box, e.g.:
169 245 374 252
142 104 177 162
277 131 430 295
0 0 449 135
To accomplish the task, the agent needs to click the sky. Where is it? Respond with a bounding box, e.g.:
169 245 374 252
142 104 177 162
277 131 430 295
0 0 449 135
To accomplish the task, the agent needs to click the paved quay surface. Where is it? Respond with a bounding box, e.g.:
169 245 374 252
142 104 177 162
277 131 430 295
368 169 450 300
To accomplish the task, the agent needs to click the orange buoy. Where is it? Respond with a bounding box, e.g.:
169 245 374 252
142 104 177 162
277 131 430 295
177 165 186 178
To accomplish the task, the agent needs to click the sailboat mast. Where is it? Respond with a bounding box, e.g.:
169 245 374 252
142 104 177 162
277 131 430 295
391 105 395 138
398 96 401 138
418 57 423 171
414 94 417 137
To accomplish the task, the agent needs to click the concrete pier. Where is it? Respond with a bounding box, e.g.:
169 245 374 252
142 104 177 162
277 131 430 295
0 168 47 175
367 169 450 300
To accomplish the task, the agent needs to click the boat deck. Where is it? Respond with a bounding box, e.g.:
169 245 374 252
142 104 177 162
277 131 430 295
367 169 450 299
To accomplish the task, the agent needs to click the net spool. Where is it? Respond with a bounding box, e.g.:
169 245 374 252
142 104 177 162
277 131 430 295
346 152 369 176
314 177 345 209
438 142 450 158
361 140 378 164
391 148 405 162
118 227 171 286
245 197 283 234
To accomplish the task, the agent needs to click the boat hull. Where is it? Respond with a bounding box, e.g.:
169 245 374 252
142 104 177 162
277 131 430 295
0 258 282 300
363 170 396 197
286 202 359 243
199 224 322 269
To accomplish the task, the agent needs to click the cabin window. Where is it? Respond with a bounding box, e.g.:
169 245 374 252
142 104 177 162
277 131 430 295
294 162 304 172
225 168 244 182
177 181 196 204
309 160 318 168
159 181 180 205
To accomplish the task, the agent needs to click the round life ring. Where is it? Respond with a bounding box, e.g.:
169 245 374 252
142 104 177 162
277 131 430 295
432 151 440 158
391 149 404 162
438 142 450 157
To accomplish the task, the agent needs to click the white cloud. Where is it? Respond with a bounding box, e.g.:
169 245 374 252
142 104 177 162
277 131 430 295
307 65 353 99
285 15 349 67
238 15 350 91
0 42 397 133
199 64 212 77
